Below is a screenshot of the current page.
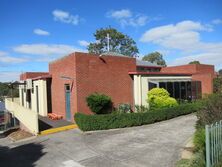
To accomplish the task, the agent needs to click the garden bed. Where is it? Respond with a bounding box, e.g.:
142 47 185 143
75 103 200 131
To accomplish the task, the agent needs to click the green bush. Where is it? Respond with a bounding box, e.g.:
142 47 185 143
193 128 205 152
196 93 222 128
135 105 149 113
176 151 206 167
118 103 131 113
86 93 112 114
75 103 199 131
189 150 205 167
213 77 222 93
147 88 178 109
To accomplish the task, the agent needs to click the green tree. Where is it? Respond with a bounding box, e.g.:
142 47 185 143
142 52 166 66
0 82 19 101
189 61 200 64
213 77 222 93
88 27 139 57
218 69 222 76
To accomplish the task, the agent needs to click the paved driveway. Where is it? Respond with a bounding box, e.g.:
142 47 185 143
0 114 196 167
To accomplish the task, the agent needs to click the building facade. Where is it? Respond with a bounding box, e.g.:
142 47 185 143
5 52 215 134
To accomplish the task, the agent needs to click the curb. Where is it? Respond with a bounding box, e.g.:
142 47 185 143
39 124 78 136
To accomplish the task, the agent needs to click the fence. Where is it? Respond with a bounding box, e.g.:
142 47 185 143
0 111 19 133
205 121 222 167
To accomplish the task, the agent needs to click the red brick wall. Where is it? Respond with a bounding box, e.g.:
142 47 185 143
49 52 136 121
75 52 136 115
162 64 215 94
192 73 213 95
49 53 77 121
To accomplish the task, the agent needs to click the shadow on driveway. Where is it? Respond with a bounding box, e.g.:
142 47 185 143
0 142 45 167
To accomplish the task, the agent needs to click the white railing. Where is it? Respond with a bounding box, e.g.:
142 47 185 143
5 98 39 135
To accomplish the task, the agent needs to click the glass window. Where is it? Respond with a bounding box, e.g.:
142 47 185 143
159 82 166 89
186 82 192 101
148 82 157 90
180 82 186 99
174 82 180 99
166 82 173 97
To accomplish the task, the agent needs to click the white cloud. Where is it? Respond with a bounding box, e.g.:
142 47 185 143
13 44 85 56
212 19 222 25
140 20 215 51
33 28 50 36
109 9 132 19
0 51 27 64
171 52 222 68
52 9 80 25
140 20 222 69
78 40 90 47
107 9 148 27
0 71 21 82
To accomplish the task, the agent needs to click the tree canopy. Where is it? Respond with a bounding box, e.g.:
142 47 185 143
0 82 19 101
213 77 222 93
142 52 166 66
87 27 139 57
218 69 222 76
189 61 200 64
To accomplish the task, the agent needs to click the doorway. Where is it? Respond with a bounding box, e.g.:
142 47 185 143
65 84 71 121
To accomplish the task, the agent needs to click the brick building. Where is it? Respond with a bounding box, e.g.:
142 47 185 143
5 52 215 134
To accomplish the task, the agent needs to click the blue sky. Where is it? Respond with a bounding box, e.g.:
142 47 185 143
0 0 222 81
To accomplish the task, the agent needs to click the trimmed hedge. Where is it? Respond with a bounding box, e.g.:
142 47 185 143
75 103 200 131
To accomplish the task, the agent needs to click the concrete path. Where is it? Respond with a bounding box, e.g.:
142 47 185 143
0 114 196 167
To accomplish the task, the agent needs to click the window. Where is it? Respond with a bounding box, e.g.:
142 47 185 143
65 84 70 91
186 82 192 101
174 82 180 99
26 89 32 109
159 82 166 89
148 82 157 90
166 82 174 97
21 89 24 106
180 82 186 99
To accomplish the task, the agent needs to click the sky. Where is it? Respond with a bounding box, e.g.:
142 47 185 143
0 0 222 81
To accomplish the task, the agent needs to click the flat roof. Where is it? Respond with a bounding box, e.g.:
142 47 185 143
128 71 192 76
32 74 52 81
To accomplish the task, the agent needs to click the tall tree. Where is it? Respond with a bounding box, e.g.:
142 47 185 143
218 69 222 76
189 61 200 64
0 82 19 101
142 52 166 66
88 27 139 57
213 77 222 93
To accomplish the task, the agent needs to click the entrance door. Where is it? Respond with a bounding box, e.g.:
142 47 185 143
65 84 71 121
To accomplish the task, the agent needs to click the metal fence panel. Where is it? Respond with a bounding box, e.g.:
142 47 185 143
205 121 222 167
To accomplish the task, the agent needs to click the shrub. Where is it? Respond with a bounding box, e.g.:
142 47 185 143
118 103 131 113
189 150 205 167
196 93 222 128
75 103 199 131
147 88 178 109
193 128 205 152
86 93 112 114
213 77 222 93
135 105 149 113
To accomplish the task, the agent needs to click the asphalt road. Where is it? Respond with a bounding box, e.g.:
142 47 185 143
0 114 196 167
